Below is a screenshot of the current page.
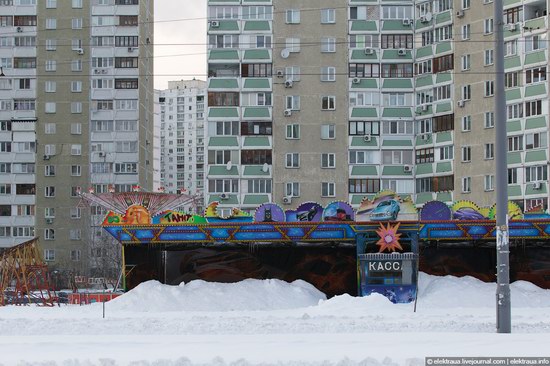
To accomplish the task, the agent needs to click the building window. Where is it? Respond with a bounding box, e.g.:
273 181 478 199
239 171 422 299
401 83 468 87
286 124 300 139
461 146 471 162
484 175 495 191
461 85 471 101
416 148 434 164
483 18 494 34
484 49 494 65
71 165 81 176
526 66 546 84
285 182 300 197
349 121 380 136
526 165 548 182
484 143 494 159
44 165 55 177
505 71 519 88
525 132 547 150
321 182 336 197
461 24 471 40
461 116 471 132
115 79 138 89
321 124 335 139
321 153 335 169
69 229 81 240
71 144 82 155
433 114 454 132
508 135 523 152
45 18 57 29
484 112 495 128
70 250 81 261
525 100 542 117
320 66 336 82
461 54 471 70
321 37 336 53
285 153 300 168
508 168 518 184
349 179 380 194
286 9 300 24
321 8 336 24
285 38 300 53
285 95 300 110
45 186 55 197
484 80 494 97
44 249 55 261
462 177 471 193
321 96 336 110
381 34 413 49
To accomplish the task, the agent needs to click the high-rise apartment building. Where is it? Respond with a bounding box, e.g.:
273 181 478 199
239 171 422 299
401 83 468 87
158 80 206 213
206 0 549 213
0 0 154 280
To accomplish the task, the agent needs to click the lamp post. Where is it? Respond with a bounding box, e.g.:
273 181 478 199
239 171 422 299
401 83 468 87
494 0 511 333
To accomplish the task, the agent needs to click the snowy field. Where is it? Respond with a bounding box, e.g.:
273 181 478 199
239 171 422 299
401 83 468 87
1 273 550 366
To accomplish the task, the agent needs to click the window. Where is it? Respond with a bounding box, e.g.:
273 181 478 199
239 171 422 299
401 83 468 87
115 57 138 68
484 112 495 128
214 121 239 136
45 39 56 50
321 37 336 53
45 60 56 71
508 135 523 152
71 186 80 197
71 81 82 92
71 59 82 72
484 175 494 191
72 0 82 8
321 96 336 110
321 124 335 139
70 207 81 219
505 71 519 88
483 18 494 34
71 123 82 134
525 132 547 150
321 153 335 169
462 177 471 193
505 40 517 56
119 15 138 26
349 179 380 194
484 81 494 97
461 24 471 40
285 66 301 81
46 0 56 7
247 179 272 194
241 63 272 77
114 163 137 174
286 124 300 139
70 250 81 261
484 143 494 159
349 121 380 136
44 165 55 176
507 103 523 120
321 8 336 24
71 165 81 176
383 150 413 165
526 165 548 182
72 18 82 29
70 229 81 240
381 63 413 78
350 150 377 165
461 54 471 71
439 146 453 161
461 146 471 162
320 66 336 82
525 35 547 52
286 9 300 24
381 34 413 49
285 38 300 53
71 144 82 155
462 85 471 101
45 186 55 197
382 121 414 135
321 182 336 197
285 95 300 110
44 249 55 261
349 63 380 78
285 182 300 197
208 179 239 194
484 49 494 65
240 121 272 135
433 55 453 73
526 67 546 84
433 114 454 132
45 18 57 29
45 144 56 156
241 150 271 165
285 153 300 168
525 100 542 117
462 116 471 132
416 148 434 164
115 79 138 89
45 102 56 113
45 81 56 93
508 168 518 184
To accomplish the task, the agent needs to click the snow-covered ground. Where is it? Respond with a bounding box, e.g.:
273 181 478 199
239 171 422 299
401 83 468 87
1 273 550 366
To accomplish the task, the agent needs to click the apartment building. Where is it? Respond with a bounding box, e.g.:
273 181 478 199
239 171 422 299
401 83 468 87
0 0 154 280
206 0 548 213
158 79 206 213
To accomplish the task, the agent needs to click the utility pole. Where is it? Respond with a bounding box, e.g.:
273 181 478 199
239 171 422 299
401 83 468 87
494 0 511 333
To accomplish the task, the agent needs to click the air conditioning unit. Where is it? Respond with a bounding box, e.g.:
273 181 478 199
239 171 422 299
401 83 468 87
457 100 465 108
364 47 374 55
276 69 284 78
352 77 361 84
128 47 135 52
422 104 430 111
363 134 372 142
508 23 517 32
284 109 292 117
420 15 429 23
404 165 413 173
45 218 54 224
282 196 292 205
210 20 220 28
220 193 230 200
43 155 50 160
402 18 412 26
16 27 23 33
421 133 430 141
533 182 542 190
397 48 407 56
94 69 102 74
284 79 293 88
98 151 106 157
101 69 108 74
456 10 464 18
76 48 84 55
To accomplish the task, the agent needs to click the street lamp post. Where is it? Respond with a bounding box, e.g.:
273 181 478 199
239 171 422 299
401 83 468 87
494 0 511 333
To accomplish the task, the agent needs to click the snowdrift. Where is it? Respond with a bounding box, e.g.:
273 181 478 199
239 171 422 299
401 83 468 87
108 278 326 312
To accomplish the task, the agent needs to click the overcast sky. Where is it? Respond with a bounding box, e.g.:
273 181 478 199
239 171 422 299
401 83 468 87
154 0 207 90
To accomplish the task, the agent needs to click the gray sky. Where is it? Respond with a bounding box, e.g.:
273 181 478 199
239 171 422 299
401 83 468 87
154 0 207 89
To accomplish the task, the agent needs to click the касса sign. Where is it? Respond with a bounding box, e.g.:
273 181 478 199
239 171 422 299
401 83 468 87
367 261 402 272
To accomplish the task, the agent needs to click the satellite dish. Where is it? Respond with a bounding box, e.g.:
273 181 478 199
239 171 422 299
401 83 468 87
226 161 232 171
262 163 269 173
280 48 290 59
425 12 433 22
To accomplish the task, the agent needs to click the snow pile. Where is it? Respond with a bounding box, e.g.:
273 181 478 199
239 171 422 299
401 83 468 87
108 278 326 312
418 272 550 308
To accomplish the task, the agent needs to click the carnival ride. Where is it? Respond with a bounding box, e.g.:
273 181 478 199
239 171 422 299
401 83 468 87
0 238 54 306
